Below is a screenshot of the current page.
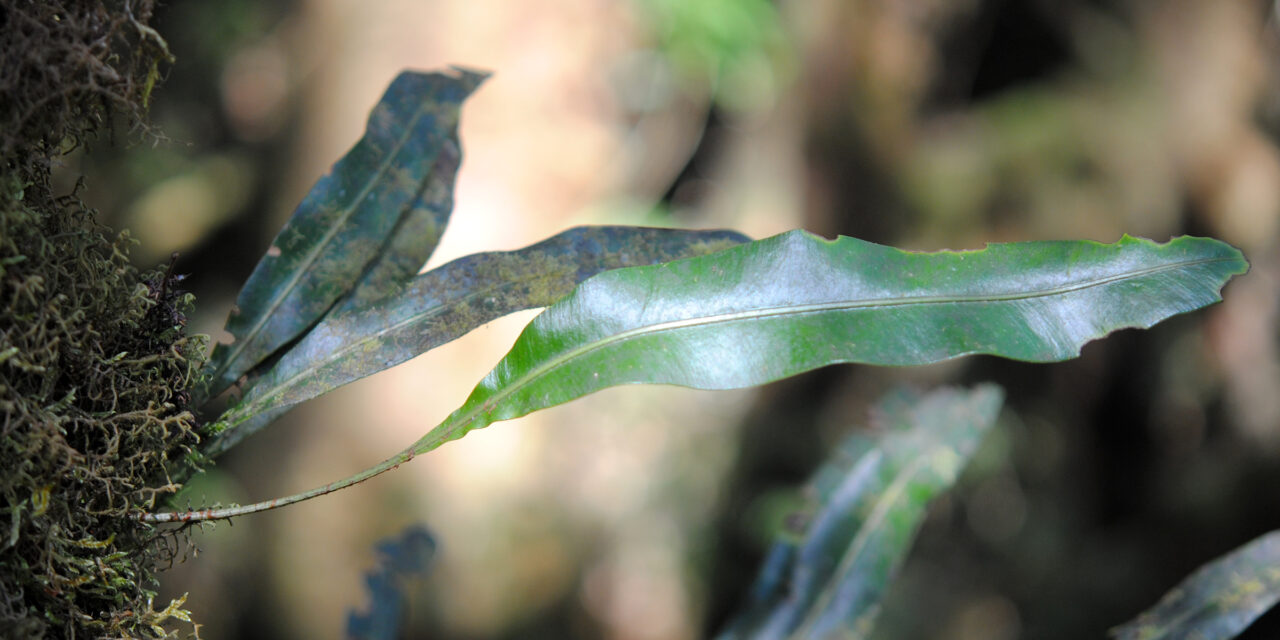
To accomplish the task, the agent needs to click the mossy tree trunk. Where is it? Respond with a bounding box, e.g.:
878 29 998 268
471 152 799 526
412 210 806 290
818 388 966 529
0 2 208 637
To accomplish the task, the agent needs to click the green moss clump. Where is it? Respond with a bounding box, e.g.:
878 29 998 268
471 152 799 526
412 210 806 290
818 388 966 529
0 0 209 637
0 187 207 638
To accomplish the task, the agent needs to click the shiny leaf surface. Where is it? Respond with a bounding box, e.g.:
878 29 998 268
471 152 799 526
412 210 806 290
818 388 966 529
716 385 1004 640
203 68 486 397
1112 530 1280 640
411 231 1245 455
205 226 748 456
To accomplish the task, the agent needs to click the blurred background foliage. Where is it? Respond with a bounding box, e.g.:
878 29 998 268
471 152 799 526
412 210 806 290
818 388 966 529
58 0 1280 638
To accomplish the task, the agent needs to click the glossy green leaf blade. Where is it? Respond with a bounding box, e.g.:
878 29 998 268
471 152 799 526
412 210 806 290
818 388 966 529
413 231 1244 453
204 68 487 397
1112 530 1280 640
716 385 1004 640
204 226 749 457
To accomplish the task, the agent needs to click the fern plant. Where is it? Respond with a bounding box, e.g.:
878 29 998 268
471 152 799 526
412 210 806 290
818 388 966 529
144 68 1262 638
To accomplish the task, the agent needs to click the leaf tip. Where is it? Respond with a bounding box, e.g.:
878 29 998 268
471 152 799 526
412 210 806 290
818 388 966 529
446 64 493 86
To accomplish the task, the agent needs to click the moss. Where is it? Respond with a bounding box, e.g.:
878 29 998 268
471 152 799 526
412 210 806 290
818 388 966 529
0 189 207 638
0 0 172 193
0 1 207 637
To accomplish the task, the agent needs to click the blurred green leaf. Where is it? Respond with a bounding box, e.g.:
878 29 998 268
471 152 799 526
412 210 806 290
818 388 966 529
716 385 1004 640
407 231 1245 456
204 225 748 456
1112 530 1280 640
636 0 788 87
202 68 486 399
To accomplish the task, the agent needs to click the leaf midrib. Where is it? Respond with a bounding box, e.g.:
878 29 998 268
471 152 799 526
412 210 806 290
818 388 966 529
425 253 1230 447
788 449 933 639
215 101 446 383
230 270 562 426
